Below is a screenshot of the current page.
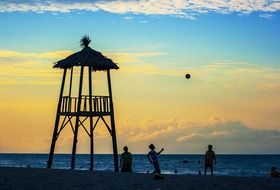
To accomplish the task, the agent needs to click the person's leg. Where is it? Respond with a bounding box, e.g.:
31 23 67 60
152 162 156 174
204 165 207 175
128 165 132 173
210 165 213 176
122 164 130 172
154 161 161 174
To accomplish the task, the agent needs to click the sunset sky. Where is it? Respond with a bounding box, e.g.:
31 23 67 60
0 0 280 154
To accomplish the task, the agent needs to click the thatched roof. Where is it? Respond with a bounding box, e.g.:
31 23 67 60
53 36 119 71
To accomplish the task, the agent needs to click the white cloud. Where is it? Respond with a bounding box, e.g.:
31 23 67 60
124 16 133 20
118 118 280 153
176 133 205 142
259 13 274 19
0 0 280 19
0 1 98 13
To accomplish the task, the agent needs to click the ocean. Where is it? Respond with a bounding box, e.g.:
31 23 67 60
0 154 279 177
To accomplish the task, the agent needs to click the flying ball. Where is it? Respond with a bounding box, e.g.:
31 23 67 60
185 73 191 79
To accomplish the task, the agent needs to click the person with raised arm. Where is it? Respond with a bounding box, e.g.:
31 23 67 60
147 144 164 174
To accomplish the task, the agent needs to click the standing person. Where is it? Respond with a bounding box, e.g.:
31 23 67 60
147 144 164 174
120 146 132 172
204 144 216 176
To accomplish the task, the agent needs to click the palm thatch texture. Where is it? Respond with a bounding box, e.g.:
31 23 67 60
54 36 119 71
80 35 91 47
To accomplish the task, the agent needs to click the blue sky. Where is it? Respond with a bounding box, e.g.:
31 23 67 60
0 0 280 153
1 4 280 67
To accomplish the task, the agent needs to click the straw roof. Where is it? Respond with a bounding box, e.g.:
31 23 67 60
53 36 119 71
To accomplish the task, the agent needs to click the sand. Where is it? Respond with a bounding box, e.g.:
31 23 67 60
0 167 279 190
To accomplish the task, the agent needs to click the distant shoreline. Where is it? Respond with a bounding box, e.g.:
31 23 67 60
1 153 280 155
0 167 279 190
1 154 279 177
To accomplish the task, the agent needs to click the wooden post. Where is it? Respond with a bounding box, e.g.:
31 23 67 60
71 66 84 170
88 67 94 171
107 69 119 172
68 67 73 112
47 68 67 168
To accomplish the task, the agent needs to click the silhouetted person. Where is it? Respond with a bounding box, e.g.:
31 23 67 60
120 146 132 172
147 144 164 174
270 166 280 177
204 144 216 176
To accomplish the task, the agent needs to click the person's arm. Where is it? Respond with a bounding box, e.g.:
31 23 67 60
157 148 164 155
147 153 152 163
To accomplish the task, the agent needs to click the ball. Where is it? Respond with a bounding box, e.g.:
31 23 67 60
185 73 191 79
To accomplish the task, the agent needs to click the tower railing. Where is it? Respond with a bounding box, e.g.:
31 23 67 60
60 95 110 115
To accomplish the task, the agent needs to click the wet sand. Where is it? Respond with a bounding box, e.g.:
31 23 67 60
0 167 279 190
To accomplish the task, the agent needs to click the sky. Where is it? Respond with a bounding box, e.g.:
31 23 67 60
0 0 280 154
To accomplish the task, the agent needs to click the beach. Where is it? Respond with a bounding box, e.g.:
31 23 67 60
0 167 279 190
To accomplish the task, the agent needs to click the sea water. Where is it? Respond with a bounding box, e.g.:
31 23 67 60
0 154 279 177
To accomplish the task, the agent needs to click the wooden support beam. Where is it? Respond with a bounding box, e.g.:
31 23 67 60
60 116 73 133
79 119 90 137
92 116 100 132
107 69 119 172
68 67 73 112
100 116 112 136
68 116 75 134
56 116 68 139
71 66 84 170
88 67 94 171
47 68 67 169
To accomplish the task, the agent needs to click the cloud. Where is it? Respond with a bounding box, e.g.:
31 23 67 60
0 50 72 60
0 50 70 86
118 117 280 153
0 50 165 65
0 1 98 13
104 51 167 64
0 0 280 19
174 119 280 143
257 83 280 90
259 13 274 19
207 60 252 67
124 16 133 20
0 49 167 86
1 49 280 97
176 133 205 142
